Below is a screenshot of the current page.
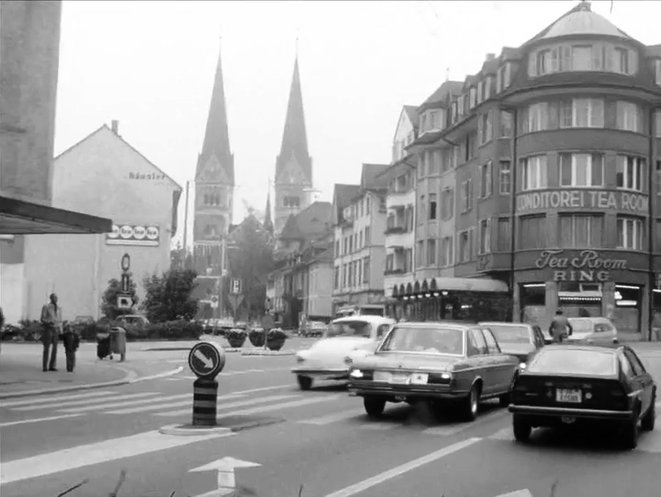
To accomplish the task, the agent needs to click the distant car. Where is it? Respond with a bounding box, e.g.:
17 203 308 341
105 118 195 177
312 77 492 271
480 322 546 363
509 344 655 449
301 321 327 337
564 317 618 344
292 315 395 390
348 322 520 421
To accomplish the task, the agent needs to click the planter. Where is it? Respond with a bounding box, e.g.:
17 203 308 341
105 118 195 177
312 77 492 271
227 336 246 348
266 338 285 351
248 329 266 347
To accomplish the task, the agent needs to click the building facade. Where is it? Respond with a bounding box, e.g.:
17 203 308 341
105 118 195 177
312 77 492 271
332 165 389 313
393 1 661 337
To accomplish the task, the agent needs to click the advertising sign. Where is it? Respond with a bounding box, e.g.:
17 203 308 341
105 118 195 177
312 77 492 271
535 249 627 283
106 224 160 246
517 190 648 214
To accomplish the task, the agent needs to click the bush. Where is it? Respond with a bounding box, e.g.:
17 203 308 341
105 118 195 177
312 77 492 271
16 320 43 342
248 328 266 347
148 320 203 341
226 328 247 348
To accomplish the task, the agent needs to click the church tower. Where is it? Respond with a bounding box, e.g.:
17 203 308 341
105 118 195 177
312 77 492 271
274 57 313 234
193 44 234 276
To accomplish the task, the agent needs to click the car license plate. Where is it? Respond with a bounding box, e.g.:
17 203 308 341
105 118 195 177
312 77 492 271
373 371 391 382
389 373 410 385
410 373 428 385
556 388 582 403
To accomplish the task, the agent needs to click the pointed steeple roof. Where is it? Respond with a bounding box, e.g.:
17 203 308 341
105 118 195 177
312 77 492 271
196 42 234 184
276 57 312 184
264 192 274 234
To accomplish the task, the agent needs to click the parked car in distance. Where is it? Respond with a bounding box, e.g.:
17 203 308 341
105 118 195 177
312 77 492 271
292 315 395 390
480 322 546 363
509 344 655 449
300 321 327 337
566 317 618 344
348 322 520 421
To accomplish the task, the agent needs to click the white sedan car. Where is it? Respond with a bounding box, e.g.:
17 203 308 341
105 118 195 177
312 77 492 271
292 315 395 390
566 317 619 344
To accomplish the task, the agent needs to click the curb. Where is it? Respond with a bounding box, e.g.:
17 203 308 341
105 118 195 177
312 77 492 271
0 365 183 400
159 424 234 436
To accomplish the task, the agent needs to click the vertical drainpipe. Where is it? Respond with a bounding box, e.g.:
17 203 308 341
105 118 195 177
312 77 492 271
508 106 518 321
648 107 656 341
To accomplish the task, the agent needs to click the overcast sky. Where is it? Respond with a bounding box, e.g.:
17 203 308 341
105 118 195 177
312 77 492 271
53 0 661 249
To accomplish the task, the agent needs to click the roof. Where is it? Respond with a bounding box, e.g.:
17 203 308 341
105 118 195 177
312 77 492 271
403 105 419 128
279 214 304 240
278 201 331 241
360 163 390 190
647 44 661 58
331 316 395 325
332 184 361 222
526 1 632 45
375 156 416 185
392 321 477 330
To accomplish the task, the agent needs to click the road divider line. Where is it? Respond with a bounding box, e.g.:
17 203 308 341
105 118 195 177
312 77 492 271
0 429 231 485
225 384 293 395
215 395 341 418
323 438 482 497
1 390 117 408
59 393 194 413
106 393 248 415
0 413 84 427
299 408 366 425
13 392 160 412
155 394 303 417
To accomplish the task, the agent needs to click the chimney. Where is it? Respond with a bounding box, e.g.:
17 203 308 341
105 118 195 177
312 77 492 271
111 120 119 135
486 53 496 61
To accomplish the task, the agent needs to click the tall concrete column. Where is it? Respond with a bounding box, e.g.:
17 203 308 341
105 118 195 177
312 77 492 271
512 283 521 322
545 281 558 331
641 285 650 342
602 281 616 320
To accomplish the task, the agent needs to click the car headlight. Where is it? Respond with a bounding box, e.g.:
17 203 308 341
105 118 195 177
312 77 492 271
349 368 364 378
519 362 527 371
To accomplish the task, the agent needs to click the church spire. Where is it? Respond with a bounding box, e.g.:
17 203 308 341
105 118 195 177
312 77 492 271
264 191 273 234
196 40 234 184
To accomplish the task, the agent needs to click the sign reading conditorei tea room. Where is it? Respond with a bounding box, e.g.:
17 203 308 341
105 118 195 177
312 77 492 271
106 224 160 246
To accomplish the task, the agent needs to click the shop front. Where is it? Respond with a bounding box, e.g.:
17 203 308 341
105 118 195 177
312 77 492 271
515 249 652 336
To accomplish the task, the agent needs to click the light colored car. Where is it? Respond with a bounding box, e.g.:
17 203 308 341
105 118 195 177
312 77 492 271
292 315 395 390
479 322 546 363
566 317 618 344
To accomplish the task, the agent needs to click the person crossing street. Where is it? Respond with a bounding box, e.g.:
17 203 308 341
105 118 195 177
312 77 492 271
40 293 63 372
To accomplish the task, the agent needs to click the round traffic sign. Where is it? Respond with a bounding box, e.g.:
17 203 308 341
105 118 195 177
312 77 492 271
188 341 226 379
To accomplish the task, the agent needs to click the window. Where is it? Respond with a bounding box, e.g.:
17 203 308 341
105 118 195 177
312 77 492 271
469 87 477 109
656 220 661 252
465 133 476 162
365 227 371 245
573 98 604 128
416 241 424 267
479 219 491 254
499 161 511 194
616 101 641 132
616 156 646 191
359 230 363 248
528 103 548 132
500 111 513 137
655 60 661 85
460 179 473 212
451 101 458 123
559 215 604 247
347 263 352 287
427 239 436 265
405 248 413 272
482 330 501 354
479 112 493 144
429 193 437 220
484 77 493 100
521 155 548 190
419 195 426 222
537 49 552 75
480 161 493 198
477 80 484 103
468 329 488 356
617 216 644 249
334 266 339 290
559 153 604 187
362 257 370 284
504 63 512 88
458 230 472 263
655 112 661 137
283 196 300 208
572 45 592 71
657 160 661 195
614 47 630 74
440 236 453 266
519 215 547 249
496 218 511 251
334 240 340 257
366 196 371 214
441 188 454 220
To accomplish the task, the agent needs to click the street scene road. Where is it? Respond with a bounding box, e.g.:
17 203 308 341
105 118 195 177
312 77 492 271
2 340 661 497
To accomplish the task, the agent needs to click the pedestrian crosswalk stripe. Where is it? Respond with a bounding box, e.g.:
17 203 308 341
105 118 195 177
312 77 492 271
1 390 117 408
0 413 84 427
106 393 251 415
154 394 303 417
13 392 160 412
217 395 341 418
58 393 194 413
299 408 366 425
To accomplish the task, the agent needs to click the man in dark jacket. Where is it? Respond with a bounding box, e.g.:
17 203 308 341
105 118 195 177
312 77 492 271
549 309 573 343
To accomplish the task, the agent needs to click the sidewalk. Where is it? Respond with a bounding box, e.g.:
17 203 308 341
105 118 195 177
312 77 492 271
0 342 182 399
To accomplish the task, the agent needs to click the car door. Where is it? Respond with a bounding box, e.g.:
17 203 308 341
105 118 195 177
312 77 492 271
481 328 515 394
467 328 492 395
624 348 654 415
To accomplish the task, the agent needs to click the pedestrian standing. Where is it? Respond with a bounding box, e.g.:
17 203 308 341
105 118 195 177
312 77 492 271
61 321 80 372
40 293 62 372
549 309 572 344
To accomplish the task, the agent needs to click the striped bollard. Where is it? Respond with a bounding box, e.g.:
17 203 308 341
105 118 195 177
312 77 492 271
188 342 226 427
192 378 219 426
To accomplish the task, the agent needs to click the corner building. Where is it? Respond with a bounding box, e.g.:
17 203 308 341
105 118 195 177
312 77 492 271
401 2 661 337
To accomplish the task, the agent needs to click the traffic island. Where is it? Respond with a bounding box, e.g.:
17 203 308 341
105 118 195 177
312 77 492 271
159 415 284 436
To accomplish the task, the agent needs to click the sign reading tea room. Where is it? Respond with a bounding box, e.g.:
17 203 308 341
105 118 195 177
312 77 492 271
535 249 627 282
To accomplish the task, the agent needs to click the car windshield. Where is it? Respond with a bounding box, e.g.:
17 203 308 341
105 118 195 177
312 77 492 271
528 349 616 376
379 326 464 355
487 325 531 344
325 321 371 338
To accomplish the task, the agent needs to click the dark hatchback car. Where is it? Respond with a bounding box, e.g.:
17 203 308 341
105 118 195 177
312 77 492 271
480 322 546 363
348 322 520 421
509 344 656 449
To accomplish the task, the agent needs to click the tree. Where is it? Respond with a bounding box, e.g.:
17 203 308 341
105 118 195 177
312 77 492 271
141 269 199 322
227 215 275 321
101 275 138 320
170 242 193 271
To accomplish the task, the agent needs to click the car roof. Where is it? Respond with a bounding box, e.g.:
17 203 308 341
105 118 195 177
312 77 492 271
392 321 476 330
479 322 532 328
332 316 395 325
539 343 625 353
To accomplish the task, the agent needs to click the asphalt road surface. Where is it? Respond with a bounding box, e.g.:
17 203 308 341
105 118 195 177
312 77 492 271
2 346 661 497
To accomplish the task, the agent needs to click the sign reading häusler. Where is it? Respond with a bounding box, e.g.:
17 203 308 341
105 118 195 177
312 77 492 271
106 224 160 246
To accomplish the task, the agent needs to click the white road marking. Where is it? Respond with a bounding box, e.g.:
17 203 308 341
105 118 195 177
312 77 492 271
224 384 293 395
106 393 248 415
299 408 366 425
13 392 159 412
0 429 231 485
323 438 482 497
215 395 342 418
487 428 513 441
494 490 533 497
1 390 117 408
0 413 84 427
423 409 508 437
59 393 194 413
154 394 301 417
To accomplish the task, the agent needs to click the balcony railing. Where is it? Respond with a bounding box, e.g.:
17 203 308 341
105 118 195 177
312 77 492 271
384 268 406 276
384 226 407 235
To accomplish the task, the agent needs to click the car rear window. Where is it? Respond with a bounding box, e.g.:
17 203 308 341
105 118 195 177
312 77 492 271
486 325 530 344
528 349 616 376
379 326 464 355
325 321 371 338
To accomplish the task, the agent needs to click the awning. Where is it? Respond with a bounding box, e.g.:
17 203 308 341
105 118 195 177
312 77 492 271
0 195 112 234
397 277 509 295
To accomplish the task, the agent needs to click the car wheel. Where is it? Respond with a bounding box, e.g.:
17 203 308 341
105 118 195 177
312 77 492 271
620 409 640 450
363 396 386 419
498 392 511 408
460 384 480 421
513 415 531 442
297 375 313 391
642 396 656 432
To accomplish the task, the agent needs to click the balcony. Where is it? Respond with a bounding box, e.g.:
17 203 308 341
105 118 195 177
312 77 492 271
384 268 405 276
384 226 407 235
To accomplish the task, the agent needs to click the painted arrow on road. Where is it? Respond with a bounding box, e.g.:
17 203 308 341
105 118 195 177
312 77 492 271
494 490 533 497
190 456 261 496
194 349 214 369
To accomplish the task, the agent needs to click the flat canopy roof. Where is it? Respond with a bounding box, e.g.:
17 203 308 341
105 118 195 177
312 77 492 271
0 195 112 234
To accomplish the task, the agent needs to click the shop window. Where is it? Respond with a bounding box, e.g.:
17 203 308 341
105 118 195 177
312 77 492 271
427 239 436 265
519 215 547 249
559 215 604 248
617 216 644 250
616 156 646 191
616 101 642 132
499 161 511 195
559 153 604 187
478 219 491 255
440 236 453 266
521 155 548 191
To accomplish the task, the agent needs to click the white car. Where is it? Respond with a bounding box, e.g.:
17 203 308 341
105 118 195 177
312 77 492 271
292 315 395 390
566 317 619 344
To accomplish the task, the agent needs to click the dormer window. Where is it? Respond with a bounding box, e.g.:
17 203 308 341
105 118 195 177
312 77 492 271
469 88 477 109
529 43 637 77
655 60 661 85
477 81 484 104
484 77 493 100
